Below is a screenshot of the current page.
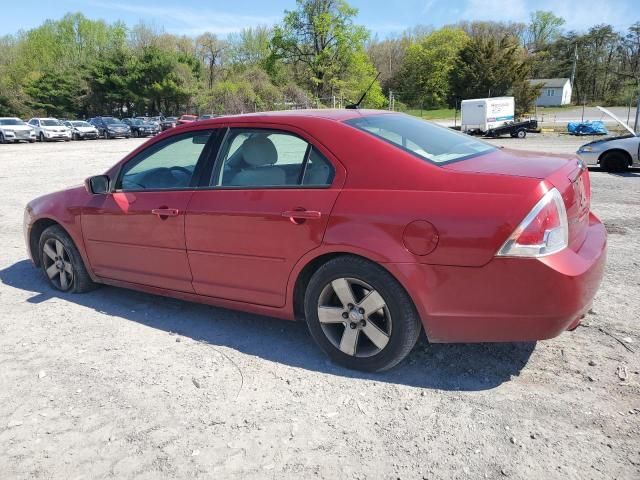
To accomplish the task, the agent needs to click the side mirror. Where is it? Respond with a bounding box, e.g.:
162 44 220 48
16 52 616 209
85 175 110 194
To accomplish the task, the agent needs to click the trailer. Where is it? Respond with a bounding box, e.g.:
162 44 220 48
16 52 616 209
461 97 514 133
485 119 538 138
460 96 537 138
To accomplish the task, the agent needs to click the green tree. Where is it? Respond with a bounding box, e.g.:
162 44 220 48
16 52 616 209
450 35 528 104
270 0 373 102
526 11 565 52
24 71 86 117
396 28 469 108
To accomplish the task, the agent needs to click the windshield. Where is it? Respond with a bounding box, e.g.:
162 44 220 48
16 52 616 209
128 119 143 125
41 119 62 126
166 117 177 121
345 114 496 165
0 118 25 126
103 118 121 125
72 121 91 127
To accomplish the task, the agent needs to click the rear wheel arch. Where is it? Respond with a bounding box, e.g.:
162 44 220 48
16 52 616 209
291 252 421 327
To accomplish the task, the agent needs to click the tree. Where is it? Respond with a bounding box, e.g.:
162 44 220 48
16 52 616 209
270 0 372 101
526 11 565 52
24 71 86 117
227 27 272 66
366 35 410 90
395 28 468 108
196 32 226 89
450 35 529 103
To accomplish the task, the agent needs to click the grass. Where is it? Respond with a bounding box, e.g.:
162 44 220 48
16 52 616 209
404 108 457 120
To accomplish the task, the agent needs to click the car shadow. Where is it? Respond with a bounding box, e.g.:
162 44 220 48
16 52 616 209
0 260 535 391
588 166 640 177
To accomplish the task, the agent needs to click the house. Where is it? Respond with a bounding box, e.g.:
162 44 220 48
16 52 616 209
528 78 572 106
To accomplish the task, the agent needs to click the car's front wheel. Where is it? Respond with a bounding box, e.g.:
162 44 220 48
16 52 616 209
304 256 421 372
39 225 97 293
600 151 629 172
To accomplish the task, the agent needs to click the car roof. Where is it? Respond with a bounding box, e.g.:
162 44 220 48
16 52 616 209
188 109 392 126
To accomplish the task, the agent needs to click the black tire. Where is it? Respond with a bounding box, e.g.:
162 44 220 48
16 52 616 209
39 132 45 142
38 225 97 293
516 128 526 139
0 132 6 144
600 151 629 172
29 139 35 143
304 256 421 372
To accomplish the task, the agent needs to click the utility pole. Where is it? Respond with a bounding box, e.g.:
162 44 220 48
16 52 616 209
570 43 578 89
635 96 640 134
388 90 393 111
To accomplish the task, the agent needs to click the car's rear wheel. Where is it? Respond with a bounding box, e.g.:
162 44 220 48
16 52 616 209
39 225 97 293
0 132 6 144
39 132 45 142
600 151 629 172
516 128 526 138
304 256 421 372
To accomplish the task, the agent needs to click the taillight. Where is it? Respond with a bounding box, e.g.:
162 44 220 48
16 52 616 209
497 188 568 257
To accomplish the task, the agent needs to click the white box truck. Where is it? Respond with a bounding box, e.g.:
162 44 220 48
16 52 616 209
460 96 536 138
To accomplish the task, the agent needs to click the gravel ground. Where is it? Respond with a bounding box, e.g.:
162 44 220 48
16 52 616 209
0 135 638 479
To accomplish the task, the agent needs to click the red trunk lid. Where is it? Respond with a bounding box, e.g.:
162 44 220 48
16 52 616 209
443 148 571 179
445 148 590 252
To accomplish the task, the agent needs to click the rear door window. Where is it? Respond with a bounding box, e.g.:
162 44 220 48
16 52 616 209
210 129 335 188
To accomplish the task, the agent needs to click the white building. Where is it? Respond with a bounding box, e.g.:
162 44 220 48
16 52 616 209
528 78 572 106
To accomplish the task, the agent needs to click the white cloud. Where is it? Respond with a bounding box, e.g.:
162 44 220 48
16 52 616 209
88 1 279 36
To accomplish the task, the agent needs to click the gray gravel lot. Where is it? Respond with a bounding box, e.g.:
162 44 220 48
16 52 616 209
0 135 639 479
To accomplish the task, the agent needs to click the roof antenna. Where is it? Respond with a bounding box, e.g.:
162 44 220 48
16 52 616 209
345 72 381 109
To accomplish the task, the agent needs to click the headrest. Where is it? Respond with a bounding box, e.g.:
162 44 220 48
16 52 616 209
242 136 278 167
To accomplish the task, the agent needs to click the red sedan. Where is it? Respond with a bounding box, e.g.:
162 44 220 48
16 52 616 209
24 110 606 371
177 115 198 125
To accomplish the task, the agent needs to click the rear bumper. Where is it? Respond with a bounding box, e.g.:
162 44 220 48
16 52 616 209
386 213 607 343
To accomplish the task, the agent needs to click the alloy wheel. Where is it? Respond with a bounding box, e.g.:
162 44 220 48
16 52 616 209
317 277 392 357
42 238 74 291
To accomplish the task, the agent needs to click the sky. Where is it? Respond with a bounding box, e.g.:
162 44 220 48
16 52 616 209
0 0 637 37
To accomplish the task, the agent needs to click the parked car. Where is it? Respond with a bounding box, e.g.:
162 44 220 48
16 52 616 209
122 118 160 137
62 120 99 140
28 118 71 142
177 114 197 125
161 117 177 130
0 117 36 143
24 110 606 372
197 114 218 121
145 116 176 131
576 106 639 172
88 117 131 139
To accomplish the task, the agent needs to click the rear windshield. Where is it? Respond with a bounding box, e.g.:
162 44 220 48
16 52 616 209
345 114 496 165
